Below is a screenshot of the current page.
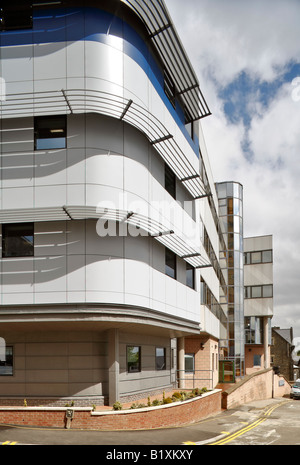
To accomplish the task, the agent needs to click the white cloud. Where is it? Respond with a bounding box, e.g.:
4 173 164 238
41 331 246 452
166 0 300 85
165 0 300 337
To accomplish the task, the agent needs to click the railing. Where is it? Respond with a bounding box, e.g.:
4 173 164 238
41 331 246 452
0 88 208 200
176 369 214 390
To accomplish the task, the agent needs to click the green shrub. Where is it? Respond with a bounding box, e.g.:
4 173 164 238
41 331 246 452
130 403 138 409
112 401 123 411
151 399 162 406
163 396 173 404
180 391 187 400
172 391 182 400
130 402 147 409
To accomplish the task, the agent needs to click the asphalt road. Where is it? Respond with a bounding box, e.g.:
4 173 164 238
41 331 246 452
0 397 298 447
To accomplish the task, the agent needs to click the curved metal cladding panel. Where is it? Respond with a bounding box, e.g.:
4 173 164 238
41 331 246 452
0 3 212 324
0 4 210 199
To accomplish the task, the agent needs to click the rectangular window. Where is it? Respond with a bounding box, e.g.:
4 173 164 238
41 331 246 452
0 4 32 31
165 248 176 279
251 286 262 298
127 346 141 373
262 285 273 298
262 250 272 263
2 223 34 257
165 163 176 199
244 249 273 265
155 347 166 370
184 108 194 140
253 354 261 367
245 285 273 299
34 115 66 150
0 346 13 376
186 263 195 289
184 353 195 373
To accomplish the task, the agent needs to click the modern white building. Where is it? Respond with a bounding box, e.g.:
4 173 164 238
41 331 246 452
0 0 274 407
0 0 228 406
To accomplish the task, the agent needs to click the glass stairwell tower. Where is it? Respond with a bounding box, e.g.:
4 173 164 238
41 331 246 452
216 182 245 380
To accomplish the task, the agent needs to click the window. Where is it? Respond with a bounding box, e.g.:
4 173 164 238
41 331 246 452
251 252 261 264
253 354 261 367
184 353 195 373
34 115 66 150
184 108 194 140
0 3 32 31
251 286 262 298
155 347 166 370
164 69 176 107
127 346 141 373
165 163 176 199
0 346 13 376
244 285 273 299
262 250 272 263
186 263 195 289
165 248 176 279
244 249 273 265
2 223 34 257
262 285 273 298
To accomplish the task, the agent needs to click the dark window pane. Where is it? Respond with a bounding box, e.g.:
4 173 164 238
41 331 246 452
0 3 32 31
155 347 166 370
253 354 261 366
165 163 176 198
186 263 194 289
184 353 194 373
0 346 13 376
34 115 66 150
127 346 141 373
165 248 176 279
2 223 34 257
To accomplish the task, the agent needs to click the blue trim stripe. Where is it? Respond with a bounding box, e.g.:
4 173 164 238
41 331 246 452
0 7 199 155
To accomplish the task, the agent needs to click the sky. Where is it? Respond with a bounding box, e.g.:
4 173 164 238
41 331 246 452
165 0 300 354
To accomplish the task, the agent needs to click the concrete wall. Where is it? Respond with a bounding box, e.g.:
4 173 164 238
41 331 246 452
0 329 176 403
222 368 291 410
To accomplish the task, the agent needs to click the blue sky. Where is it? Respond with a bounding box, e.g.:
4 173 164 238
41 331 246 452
220 63 300 126
165 0 300 350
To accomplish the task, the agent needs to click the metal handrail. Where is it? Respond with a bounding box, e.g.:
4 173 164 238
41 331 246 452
176 369 214 390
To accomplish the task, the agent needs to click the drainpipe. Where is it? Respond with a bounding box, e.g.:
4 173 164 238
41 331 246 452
178 337 185 389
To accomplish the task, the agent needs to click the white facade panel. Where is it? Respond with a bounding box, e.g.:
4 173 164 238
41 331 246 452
0 2 229 403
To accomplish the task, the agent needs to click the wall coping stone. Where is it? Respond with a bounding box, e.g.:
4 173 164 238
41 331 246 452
222 369 271 396
91 389 222 416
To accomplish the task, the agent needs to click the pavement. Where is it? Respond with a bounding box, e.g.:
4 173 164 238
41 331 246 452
178 396 290 445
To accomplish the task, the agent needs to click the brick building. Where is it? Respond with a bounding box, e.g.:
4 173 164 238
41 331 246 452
271 327 295 381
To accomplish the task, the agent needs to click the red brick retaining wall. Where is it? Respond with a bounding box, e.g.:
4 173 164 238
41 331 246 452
0 390 221 430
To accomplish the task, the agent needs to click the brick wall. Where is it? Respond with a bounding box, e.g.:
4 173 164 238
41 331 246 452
184 335 219 390
0 390 222 430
